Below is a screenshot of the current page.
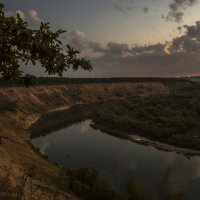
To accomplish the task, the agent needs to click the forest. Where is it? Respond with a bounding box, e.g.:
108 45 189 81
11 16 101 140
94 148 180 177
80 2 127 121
92 89 200 150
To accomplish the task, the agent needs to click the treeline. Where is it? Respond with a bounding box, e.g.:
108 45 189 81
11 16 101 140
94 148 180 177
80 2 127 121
92 90 200 150
0 76 196 88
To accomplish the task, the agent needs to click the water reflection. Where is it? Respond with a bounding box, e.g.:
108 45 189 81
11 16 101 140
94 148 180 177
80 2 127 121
34 134 57 155
31 120 200 199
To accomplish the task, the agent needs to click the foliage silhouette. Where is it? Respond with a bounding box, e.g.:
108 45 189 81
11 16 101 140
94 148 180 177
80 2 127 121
0 3 92 85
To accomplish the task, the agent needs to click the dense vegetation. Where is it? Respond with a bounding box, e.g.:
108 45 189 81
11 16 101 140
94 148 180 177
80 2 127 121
0 164 185 200
0 76 196 88
92 90 200 150
67 167 115 200
66 167 185 200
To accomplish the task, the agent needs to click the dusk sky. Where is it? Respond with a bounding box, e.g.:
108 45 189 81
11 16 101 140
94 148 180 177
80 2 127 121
2 0 200 77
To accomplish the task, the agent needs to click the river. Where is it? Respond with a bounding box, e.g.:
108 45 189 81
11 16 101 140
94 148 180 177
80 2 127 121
31 119 200 199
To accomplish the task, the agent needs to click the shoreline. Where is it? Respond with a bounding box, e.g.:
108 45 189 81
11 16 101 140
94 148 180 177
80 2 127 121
26 105 70 130
129 134 200 156
91 123 200 156
28 103 101 137
28 103 200 156
29 106 200 156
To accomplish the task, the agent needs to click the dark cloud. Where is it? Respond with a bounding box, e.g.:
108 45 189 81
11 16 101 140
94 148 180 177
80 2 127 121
113 0 134 14
64 20 200 77
131 43 166 55
186 20 200 38
177 26 183 33
103 42 130 57
165 0 198 23
169 20 200 53
87 20 200 77
112 1 150 16
90 50 200 77
142 6 149 13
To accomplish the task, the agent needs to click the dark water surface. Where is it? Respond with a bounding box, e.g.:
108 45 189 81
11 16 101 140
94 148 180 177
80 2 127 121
31 120 200 199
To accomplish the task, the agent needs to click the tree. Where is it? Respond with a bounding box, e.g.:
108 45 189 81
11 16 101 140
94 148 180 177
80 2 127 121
0 3 92 84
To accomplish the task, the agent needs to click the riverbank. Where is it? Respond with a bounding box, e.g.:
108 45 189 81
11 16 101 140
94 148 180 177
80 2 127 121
91 123 200 156
129 134 200 156
32 103 200 156
29 103 97 137
32 99 200 157
29 92 200 157
92 92 200 152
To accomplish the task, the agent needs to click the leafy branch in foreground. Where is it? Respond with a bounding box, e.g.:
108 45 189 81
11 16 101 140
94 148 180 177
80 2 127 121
0 3 93 84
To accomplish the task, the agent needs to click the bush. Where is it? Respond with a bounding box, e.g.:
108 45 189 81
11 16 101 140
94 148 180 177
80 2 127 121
67 167 115 200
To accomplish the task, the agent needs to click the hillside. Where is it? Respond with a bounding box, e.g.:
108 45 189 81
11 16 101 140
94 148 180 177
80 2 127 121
0 82 170 129
0 79 195 199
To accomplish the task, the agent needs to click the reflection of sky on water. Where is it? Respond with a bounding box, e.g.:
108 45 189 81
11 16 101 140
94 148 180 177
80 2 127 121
161 157 200 197
31 120 200 199
79 122 90 134
32 134 57 155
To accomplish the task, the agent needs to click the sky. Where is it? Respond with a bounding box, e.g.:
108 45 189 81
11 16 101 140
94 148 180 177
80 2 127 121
2 0 200 77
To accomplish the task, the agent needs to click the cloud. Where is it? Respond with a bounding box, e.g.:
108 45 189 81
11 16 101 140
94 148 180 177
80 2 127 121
131 43 166 55
86 20 200 77
61 20 200 77
68 29 86 50
5 9 42 26
71 29 86 39
5 10 25 20
113 1 149 16
169 20 200 53
91 49 200 77
113 0 134 14
16 10 25 20
22 20 200 77
177 26 183 33
165 0 198 23
186 20 200 37
142 6 149 13
28 10 41 24
104 42 130 57
66 29 104 54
